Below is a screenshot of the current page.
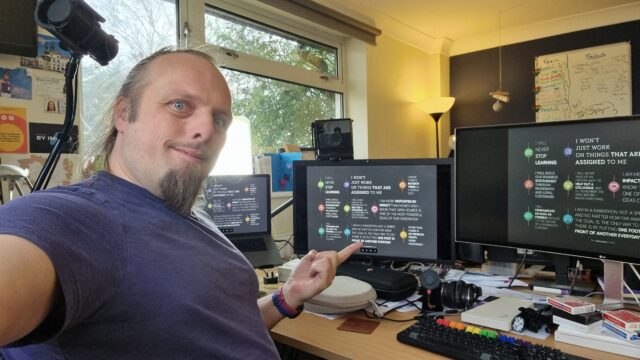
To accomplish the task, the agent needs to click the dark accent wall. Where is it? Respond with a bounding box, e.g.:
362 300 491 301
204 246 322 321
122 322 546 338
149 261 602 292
450 20 640 131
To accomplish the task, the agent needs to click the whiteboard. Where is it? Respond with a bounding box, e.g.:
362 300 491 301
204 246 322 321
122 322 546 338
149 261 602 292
534 42 631 122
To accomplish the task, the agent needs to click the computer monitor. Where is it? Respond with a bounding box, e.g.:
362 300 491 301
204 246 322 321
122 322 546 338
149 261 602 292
202 174 270 236
292 158 454 264
455 115 640 302
200 174 283 268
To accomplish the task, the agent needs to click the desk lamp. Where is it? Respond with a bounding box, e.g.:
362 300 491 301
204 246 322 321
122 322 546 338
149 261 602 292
418 97 455 158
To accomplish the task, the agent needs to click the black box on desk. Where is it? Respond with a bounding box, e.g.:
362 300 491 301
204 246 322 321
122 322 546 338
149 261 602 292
336 263 417 301
551 307 602 325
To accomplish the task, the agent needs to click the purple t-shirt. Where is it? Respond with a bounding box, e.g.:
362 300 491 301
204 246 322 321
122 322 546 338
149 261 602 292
0 172 279 359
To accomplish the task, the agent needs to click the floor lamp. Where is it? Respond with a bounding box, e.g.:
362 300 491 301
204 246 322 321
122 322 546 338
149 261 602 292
418 97 455 158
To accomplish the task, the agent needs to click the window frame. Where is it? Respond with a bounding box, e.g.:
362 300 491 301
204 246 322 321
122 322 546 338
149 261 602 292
184 0 347 103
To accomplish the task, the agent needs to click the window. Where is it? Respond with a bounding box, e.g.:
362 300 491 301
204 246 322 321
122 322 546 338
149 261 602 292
79 0 345 176
204 2 344 158
82 0 178 161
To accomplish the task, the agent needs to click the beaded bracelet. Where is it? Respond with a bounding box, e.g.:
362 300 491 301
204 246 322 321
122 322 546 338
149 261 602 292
272 287 303 318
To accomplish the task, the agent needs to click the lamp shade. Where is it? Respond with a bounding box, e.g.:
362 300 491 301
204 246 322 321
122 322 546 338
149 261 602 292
418 97 455 116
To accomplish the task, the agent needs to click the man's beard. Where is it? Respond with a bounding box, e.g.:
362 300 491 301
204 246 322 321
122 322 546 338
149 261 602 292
159 165 206 216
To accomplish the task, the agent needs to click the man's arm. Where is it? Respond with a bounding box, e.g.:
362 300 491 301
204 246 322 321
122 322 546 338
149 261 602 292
0 235 57 346
258 242 363 329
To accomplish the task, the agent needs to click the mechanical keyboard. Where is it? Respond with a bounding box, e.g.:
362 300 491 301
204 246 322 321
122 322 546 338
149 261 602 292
397 317 588 360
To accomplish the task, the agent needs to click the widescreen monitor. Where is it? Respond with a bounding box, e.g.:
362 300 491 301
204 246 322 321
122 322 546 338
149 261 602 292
455 115 640 302
292 159 454 264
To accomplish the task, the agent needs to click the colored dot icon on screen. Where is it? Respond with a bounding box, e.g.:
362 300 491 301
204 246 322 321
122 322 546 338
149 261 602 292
400 230 408 240
343 204 351 213
563 180 574 191
244 216 251 223
344 228 351 237
563 146 573 157
226 202 232 208
318 203 325 212
344 180 350 189
207 203 212 209
318 227 325 236
399 180 407 191
317 180 325 189
371 205 379 214
524 147 534 159
608 181 620 193
562 213 574 225
244 186 249 193
524 211 533 222
524 179 534 190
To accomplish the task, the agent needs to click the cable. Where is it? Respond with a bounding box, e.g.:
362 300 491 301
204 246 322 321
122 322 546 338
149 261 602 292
507 252 527 288
568 259 581 295
361 307 419 323
623 280 640 306
629 262 640 281
276 233 294 252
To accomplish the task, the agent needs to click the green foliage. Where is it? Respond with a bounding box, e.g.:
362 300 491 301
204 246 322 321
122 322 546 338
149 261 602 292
206 11 340 153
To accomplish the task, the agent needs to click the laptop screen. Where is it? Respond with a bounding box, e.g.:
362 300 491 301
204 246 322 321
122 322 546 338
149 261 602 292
202 174 271 237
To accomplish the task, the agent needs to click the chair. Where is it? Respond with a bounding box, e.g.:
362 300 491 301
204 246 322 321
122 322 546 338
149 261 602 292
0 164 34 204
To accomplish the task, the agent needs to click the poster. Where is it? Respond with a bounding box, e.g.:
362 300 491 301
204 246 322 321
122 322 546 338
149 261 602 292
0 67 33 100
0 106 28 153
28 122 79 154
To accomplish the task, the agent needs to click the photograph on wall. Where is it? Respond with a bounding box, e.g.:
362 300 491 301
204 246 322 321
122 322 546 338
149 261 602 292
35 73 66 98
57 98 66 114
28 122 79 154
19 34 71 74
0 106 29 154
44 98 60 113
0 67 33 100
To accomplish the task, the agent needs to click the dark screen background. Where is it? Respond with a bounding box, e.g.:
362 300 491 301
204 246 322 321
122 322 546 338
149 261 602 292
456 116 640 264
202 175 270 235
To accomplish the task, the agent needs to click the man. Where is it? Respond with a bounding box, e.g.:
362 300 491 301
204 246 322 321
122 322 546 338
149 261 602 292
0 48 362 359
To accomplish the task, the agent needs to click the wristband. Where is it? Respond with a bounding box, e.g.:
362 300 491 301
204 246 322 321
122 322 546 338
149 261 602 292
272 287 303 318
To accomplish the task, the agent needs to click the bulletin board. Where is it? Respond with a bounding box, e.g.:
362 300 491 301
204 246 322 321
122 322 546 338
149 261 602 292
534 42 632 122
0 31 82 193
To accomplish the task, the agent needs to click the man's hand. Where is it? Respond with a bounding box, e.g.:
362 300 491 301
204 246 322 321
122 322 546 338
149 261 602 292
282 242 364 309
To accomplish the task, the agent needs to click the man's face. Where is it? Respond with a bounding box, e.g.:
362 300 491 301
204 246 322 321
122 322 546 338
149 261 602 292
109 53 232 207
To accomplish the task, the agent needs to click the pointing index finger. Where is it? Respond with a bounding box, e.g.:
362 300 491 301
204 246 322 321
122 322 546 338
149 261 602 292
337 241 364 265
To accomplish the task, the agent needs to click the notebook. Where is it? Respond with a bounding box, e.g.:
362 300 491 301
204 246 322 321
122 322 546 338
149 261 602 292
201 174 283 268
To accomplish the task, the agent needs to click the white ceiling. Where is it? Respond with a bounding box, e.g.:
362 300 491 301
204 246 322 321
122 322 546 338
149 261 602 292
317 0 640 55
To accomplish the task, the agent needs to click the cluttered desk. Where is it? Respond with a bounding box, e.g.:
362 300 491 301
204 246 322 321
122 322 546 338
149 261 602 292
269 116 640 359
263 264 637 360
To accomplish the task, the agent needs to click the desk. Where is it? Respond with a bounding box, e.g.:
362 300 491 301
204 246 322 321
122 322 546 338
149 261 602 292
258 270 633 360
271 310 632 360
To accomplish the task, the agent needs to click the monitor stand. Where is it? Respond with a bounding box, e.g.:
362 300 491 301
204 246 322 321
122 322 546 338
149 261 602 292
530 255 594 296
602 260 624 304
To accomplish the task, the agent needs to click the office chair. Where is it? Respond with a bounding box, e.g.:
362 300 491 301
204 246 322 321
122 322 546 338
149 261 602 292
0 164 34 204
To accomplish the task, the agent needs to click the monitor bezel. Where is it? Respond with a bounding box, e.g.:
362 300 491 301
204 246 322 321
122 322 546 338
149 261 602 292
293 158 455 264
454 115 640 266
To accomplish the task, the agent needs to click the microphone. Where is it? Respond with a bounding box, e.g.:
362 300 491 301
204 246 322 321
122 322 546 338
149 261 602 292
420 269 443 312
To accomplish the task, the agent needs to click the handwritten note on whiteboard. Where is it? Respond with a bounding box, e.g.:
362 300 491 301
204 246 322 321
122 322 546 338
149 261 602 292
534 42 631 122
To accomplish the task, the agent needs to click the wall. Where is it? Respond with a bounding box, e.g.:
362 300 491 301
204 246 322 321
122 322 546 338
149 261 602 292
364 34 448 159
0 30 83 199
450 20 640 130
